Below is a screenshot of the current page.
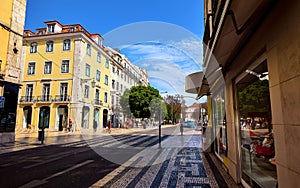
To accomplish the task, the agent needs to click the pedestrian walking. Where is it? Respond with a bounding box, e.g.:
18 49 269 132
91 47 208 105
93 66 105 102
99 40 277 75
106 120 111 133
69 118 73 132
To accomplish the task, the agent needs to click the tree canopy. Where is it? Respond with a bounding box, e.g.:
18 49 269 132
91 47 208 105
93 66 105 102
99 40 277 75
120 85 162 119
238 79 271 118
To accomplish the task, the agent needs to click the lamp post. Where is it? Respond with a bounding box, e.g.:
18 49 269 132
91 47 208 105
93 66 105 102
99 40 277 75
158 91 167 148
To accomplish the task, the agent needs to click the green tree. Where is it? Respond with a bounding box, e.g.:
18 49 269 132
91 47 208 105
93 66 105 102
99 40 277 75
124 86 161 119
238 79 271 118
164 94 183 124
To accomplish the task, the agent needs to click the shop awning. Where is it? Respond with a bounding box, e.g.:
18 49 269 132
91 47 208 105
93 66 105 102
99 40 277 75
185 71 210 99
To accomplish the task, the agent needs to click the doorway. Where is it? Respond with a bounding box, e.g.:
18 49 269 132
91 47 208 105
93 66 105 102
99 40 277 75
38 106 50 129
103 109 108 128
23 106 32 129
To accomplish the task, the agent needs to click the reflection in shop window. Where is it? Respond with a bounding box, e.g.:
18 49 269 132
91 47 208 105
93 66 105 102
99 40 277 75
237 61 277 188
212 87 227 158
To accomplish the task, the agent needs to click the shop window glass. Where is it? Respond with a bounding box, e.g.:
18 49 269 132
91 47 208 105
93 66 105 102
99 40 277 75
237 60 277 187
212 87 227 157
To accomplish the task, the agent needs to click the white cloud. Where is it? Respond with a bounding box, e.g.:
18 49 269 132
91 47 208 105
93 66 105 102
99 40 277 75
120 39 203 101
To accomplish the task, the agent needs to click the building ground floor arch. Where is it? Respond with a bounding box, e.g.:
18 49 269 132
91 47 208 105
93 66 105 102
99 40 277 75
22 106 32 129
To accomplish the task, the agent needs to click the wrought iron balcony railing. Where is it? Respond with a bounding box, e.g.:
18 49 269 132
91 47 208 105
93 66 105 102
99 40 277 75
36 95 51 102
52 95 71 102
19 96 34 103
94 99 103 106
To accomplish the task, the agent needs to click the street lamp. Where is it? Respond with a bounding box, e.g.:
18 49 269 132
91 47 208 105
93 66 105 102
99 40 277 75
81 78 96 88
158 91 167 148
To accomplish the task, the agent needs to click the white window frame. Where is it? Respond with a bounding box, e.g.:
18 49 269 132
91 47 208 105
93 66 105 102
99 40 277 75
96 70 101 81
28 62 35 75
30 42 37 53
42 83 51 101
105 75 109 85
105 58 109 68
97 52 101 62
46 41 54 52
60 83 68 101
84 85 89 98
61 60 69 73
86 64 90 77
104 92 108 103
63 39 71 51
44 61 52 74
47 24 55 33
86 44 91 56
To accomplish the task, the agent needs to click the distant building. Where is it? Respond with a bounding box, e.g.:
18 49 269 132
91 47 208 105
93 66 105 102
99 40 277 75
17 20 112 132
0 0 27 143
184 103 207 123
104 47 149 128
16 20 149 133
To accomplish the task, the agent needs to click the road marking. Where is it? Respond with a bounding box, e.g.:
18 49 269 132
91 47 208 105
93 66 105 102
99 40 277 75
23 148 90 169
19 160 94 188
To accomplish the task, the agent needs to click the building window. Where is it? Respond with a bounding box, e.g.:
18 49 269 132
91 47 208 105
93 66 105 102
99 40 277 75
44 61 52 74
112 67 115 73
95 89 100 100
84 85 89 98
86 64 90 77
30 42 37 53
120 84 123 92
104 92 108 103
61 60 69 73
60 83 68 101
96 70 101 81
86 44 91 56
25 84 33 102
237 61 275 187
111 95 114 106
63 39 71 51
112 79 115 89
42 83 50 101
105 58 109 68
38 30 44 35
116 82 119 91
104 75 109 85
69 27 76 32
46 41 54 52
28 62 35 75
97 52 101 62
47 24 55 33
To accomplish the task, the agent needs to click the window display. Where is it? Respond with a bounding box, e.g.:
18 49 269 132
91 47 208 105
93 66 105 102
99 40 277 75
236 61 277 188
212 87 227 158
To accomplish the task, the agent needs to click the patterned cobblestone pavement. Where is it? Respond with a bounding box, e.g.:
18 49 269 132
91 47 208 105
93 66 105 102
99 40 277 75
2 126 241 188
92 135 240 188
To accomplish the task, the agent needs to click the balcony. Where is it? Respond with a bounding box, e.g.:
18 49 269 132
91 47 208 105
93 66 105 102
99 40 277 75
19 96 35 103
36 95 52 103
52 95 71 103
94 99 103 107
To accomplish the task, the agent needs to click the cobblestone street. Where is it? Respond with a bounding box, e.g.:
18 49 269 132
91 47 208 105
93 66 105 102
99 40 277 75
1 126 241 187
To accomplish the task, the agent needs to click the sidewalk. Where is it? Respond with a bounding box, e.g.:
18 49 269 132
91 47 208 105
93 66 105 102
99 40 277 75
3 125 241 188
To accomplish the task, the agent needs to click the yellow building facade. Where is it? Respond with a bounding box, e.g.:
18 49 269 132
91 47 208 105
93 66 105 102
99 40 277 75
17 21 111 132
0 0 27 143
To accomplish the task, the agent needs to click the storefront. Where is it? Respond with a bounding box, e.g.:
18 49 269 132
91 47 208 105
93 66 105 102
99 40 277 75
236 60 277 187
211 87 227 160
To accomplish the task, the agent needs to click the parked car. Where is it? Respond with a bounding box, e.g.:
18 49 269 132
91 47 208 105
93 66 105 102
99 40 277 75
181 121 195 128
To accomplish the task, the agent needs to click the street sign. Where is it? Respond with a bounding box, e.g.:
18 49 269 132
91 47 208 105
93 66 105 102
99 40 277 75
0 96 5 108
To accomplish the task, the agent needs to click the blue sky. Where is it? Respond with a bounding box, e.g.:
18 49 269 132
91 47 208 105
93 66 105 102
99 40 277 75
25 0 205 104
